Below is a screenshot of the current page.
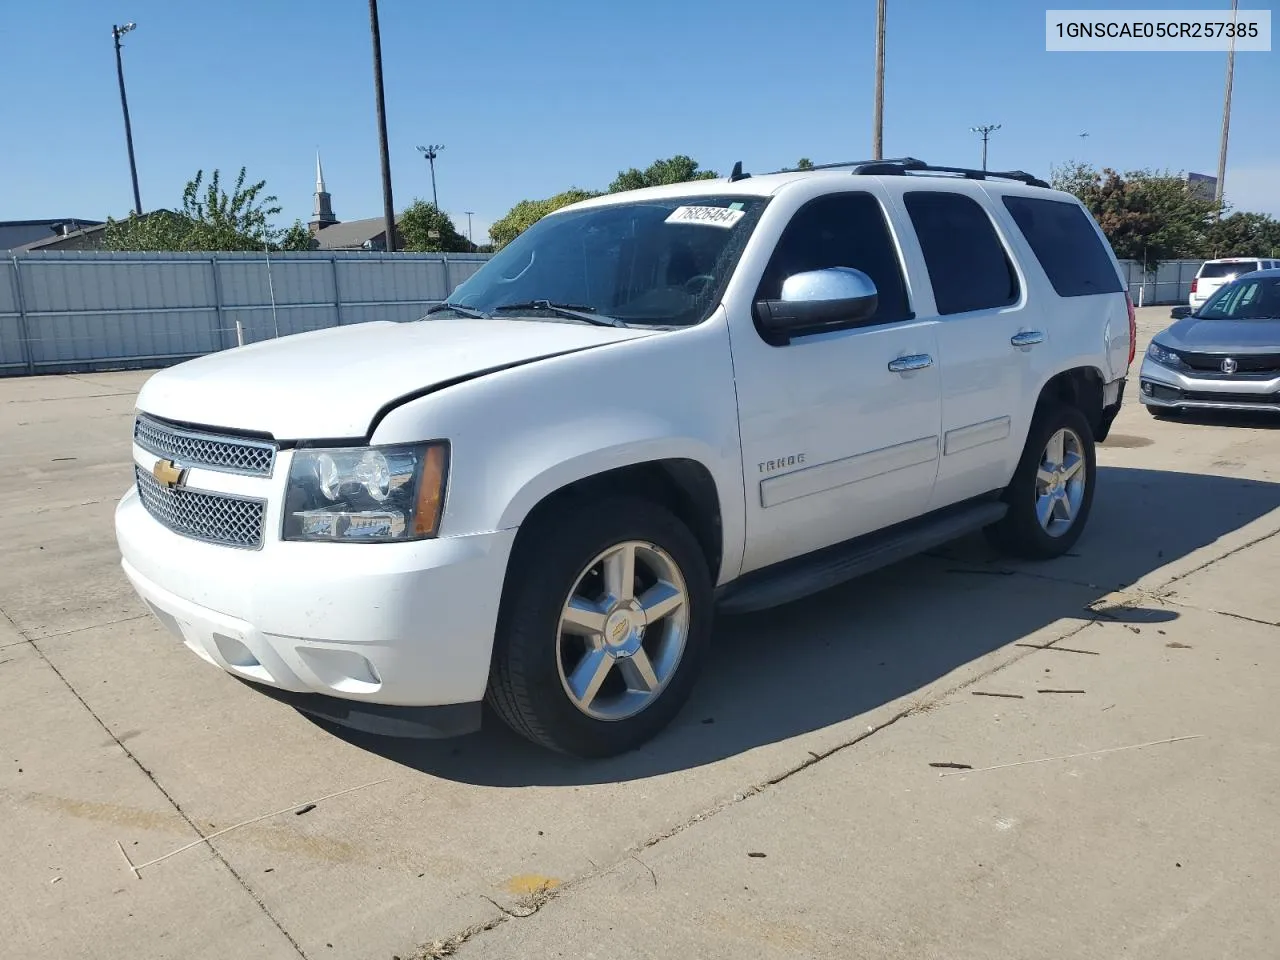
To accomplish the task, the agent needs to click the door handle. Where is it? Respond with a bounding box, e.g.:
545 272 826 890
1011 330 1045 347
887 354 933 373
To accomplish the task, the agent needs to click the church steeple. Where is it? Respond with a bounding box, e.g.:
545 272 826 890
310 151 337 233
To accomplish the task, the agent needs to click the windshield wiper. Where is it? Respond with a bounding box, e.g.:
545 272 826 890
493 300 627 328
426 302 490 319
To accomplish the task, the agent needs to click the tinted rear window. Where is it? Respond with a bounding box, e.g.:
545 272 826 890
1002 196 1123 298
904 191 1018 315
1199 261 1261 279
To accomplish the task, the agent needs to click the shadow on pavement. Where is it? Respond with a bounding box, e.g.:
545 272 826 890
1153 408 1280 431
314 466 1280 786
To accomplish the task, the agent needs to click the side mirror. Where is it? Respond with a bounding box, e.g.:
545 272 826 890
754 267 879 340
1170 305 1193 320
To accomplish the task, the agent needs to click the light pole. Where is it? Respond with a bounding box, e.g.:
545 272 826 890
417 145 444 210
872 0 886 159
368 0 397 251
111 22 143 215
1215 0 1239 214
970 123 1001 171
464 210 474 251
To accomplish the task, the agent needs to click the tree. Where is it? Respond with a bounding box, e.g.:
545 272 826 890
280 220 314 251
1203 211 1280 259
1051 162 1218 265
399 200 470 252
795 158 815 170
608 155 719 193
488 188 600 248
102 166 288 251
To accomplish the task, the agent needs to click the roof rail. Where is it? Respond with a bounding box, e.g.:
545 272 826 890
774 156 925 173
850 159 1049 188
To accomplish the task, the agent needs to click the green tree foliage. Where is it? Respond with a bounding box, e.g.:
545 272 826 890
795 158 815 170
488 188 601 249
280 219 314 251
1203 211 1280 259
1050 162 1219 264
608 155 719 193
398 200 471 252
103 167 289 251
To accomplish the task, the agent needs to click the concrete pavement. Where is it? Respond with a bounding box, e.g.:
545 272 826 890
2 307 1278 959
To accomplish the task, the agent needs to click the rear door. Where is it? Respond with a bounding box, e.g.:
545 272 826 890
895 189 1028 508
1197 260 1261 306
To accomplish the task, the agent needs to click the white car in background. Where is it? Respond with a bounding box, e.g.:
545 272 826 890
1191 257 1280 310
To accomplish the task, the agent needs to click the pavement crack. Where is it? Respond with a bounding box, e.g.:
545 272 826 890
1157 524 1280 591
0 603 310 960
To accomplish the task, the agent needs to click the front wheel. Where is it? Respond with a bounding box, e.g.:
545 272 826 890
986 404 1097 560
487 497 712 757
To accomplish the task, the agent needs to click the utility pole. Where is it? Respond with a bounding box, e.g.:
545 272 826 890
464 210 475 251
970 123 1001 171
872 0 886 159
111 22 143 215
1215 0 1239 215
368 0 397 251
417 145 444 210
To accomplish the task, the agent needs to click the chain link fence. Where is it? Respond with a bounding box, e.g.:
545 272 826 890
0 250 490 377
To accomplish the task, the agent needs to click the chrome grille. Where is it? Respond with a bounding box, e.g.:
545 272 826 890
134 414 276 477
134 465 267 549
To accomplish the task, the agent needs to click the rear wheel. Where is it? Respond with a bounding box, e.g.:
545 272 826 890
487 496 712 757
986 404 1096 560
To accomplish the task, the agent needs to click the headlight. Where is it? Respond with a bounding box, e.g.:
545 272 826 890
282 442 448 542
1146 342 1183 369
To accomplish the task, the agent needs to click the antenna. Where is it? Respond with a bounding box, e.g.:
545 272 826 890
728 160 751 182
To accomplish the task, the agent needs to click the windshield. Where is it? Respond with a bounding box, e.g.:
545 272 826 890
1197 275 1280 320
444 195 768 326
1198 261 1259 280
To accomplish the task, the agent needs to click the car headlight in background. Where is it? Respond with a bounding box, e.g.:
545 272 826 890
1146 342 1183 369
283 442 448 542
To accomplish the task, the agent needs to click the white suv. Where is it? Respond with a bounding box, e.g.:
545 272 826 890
1191 257 1280 310
115 158 1134 757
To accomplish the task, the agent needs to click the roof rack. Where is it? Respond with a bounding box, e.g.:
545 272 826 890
851 159 1050 188
777 156 1049 188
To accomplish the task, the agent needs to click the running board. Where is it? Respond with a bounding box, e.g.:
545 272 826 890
715 498 1008 615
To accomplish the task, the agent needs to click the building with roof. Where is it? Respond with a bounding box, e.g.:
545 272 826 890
1 218 104 251
307 153 398 251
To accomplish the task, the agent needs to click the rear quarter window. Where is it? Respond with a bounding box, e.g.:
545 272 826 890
1001 196 1123 298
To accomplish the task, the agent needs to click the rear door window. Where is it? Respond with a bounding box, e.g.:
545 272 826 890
1001 195 1123 298
904 191 1019 315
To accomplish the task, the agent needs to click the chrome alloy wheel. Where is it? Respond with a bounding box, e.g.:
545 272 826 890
556 540 690 721
1035 427 1087 537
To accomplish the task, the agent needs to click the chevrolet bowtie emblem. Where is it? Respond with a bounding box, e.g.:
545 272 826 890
151 458 186 488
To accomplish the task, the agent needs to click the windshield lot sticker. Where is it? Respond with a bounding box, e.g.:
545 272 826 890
665 205 745 228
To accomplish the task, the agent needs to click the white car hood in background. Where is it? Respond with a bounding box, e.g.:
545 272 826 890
135 317 654 439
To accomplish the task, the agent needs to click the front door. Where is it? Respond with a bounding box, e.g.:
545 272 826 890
727 188 942 575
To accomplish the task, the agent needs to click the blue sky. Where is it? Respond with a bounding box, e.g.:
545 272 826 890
4 0 1277 243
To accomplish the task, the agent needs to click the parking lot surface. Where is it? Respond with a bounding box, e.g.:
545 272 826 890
2 306 1278 959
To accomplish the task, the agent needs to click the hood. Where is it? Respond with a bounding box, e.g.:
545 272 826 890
136 317 654 439
1157 316 1280 356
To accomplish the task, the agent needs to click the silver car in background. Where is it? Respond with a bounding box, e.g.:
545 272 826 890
1140 268 1280 417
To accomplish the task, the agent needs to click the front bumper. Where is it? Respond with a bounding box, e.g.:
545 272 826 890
116 484 517 730
1137 357 1280 413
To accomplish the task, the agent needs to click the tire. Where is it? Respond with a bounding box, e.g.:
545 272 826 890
486 496 713 758
985 403 1097 560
